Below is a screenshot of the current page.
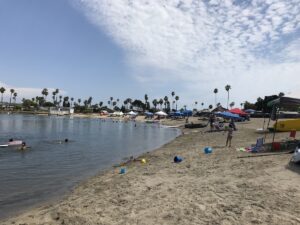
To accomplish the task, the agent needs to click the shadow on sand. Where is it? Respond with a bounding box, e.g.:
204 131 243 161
286 162 300 175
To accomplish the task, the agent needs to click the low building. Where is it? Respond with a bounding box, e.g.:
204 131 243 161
49 107 74 116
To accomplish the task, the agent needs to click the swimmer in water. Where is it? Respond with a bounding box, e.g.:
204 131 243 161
19 142 30 150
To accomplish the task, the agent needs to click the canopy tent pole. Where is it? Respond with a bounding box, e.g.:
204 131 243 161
262 114 266 130
264 116 271 141
271 105 279 150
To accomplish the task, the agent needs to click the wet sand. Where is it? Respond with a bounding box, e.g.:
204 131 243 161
1 118 300 225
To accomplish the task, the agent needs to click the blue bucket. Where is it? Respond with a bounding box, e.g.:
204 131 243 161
120 168 126 174
174 156 183 163
204 147 212 154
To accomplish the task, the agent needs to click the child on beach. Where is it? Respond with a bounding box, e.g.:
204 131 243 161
209 114 215 131
226 124 234 147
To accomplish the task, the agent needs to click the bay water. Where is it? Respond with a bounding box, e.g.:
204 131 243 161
0 114 180 219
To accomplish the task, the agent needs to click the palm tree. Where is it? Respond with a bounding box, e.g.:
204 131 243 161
225 84 231 109
240 103 244 109
13 92 17 104
0 87 6 106
175 96 179 110
123 100 128 109
52 91 56 104
278 92 285 97
209 105 213 110
41 88 48 101
9 89 15 106
63 96 69 107
152 99 158 110
201 102 204 109
144 94 148 110
159 99 163 110
109 97 113 108
195 101 198 110
84 100 88 108
213 88 218 107
229 102 235 109
164 96 168 110
127 98 132 109
78 98 81 106
55 88 59 104
171 91 175 110
70 97 74 107
87 97 92 108
112 101 117 109
99 101 103 108
59 95 62 106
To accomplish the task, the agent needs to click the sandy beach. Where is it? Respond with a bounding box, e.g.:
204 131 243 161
1 118 300 225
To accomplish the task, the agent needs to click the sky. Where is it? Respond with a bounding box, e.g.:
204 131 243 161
1 0 300 109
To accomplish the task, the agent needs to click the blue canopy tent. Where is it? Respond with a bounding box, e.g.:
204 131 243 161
182 110 193 117
144 112 154 118
145 112 153 116
215 112 243 121
170 111 184 117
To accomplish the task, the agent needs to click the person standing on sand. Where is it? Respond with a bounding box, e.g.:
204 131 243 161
209 114 215 131
226 124 234 147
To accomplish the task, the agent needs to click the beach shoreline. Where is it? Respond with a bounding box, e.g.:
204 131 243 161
1 118 300 225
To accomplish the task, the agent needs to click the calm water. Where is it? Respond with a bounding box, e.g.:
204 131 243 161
0 114 180 219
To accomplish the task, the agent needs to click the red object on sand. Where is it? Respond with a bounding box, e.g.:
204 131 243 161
229 108 248 116
272 142 281 150
290 130 296 139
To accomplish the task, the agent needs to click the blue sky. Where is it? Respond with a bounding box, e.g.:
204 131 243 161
1 0 300 108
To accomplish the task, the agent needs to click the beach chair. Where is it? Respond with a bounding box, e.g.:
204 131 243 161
251 138 264 152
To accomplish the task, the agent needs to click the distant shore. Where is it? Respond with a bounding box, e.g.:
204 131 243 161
2 118 300 225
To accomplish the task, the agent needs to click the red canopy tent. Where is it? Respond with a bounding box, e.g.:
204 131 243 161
229 108 248 116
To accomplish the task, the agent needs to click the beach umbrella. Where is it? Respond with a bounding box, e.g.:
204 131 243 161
113 111 124 116
215 111 241 119
128 111 137 115
145 112 154 116
155 111 167 116
229 108 247 116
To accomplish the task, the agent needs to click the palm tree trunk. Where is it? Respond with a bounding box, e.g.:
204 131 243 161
9 94 12 106
227 91 229 109
215 94 217 107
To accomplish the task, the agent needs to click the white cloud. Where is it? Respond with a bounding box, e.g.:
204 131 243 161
74 0 300 106
0 82 66 102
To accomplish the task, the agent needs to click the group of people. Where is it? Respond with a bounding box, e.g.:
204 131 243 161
209 114 236 147
7 138 70 151
8 139 28 150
